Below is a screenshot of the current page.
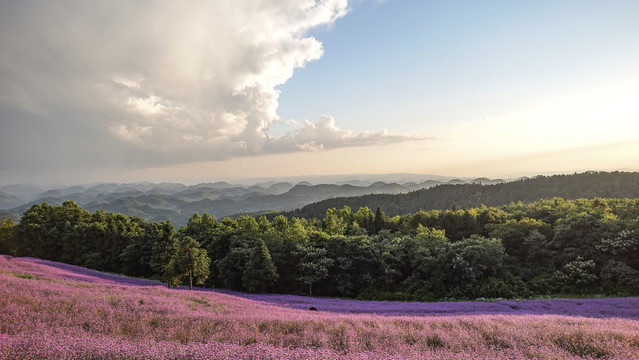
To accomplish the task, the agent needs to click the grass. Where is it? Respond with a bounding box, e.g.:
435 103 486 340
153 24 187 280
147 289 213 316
1 254 639 359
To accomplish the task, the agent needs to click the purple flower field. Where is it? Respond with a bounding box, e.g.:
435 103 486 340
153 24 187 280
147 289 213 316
19 256 639 319
219 290 639 319
2 255 639 359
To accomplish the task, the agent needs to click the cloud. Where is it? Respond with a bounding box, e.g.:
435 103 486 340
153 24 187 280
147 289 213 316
267 115 423 152
0 0 419 178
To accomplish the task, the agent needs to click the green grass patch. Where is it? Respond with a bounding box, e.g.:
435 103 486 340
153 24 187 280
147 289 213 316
12 272 36 279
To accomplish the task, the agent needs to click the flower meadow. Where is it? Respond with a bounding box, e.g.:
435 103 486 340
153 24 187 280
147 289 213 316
219 290 639 319
2 255 639 359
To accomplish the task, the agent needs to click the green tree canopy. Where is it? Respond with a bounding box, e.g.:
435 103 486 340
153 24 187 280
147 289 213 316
169 236 211 290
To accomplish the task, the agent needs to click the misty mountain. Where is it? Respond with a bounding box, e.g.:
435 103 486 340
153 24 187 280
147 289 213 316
2 177 465 226
0 191 23 209
10 172 633 227
168 182 420 223
0 184 45 201
0 210 20 222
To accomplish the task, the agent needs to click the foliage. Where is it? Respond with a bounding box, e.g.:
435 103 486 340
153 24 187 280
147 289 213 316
0 217 15 255
4 195 639 300
169 236 211 290
295 244 334 296
242 239 278 293
291 171 639 219
149 222 178 286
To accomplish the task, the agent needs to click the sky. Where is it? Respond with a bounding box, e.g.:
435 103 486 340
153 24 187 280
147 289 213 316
1 0 638 185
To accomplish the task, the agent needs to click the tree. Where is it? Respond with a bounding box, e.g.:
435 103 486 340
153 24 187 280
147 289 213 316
0 218 15 255
13 201 91 260
205 217 237 287
600 260 639 293
488 217 552 272
263 216 308 293
170 236 210 290
242 239 278 293
149 222 178 286
374 206 386 234
295 244 334 296
451 235 506 280
353 206 375 234
324 235 377 298
401 226 451 298
559 257 598 292
180 213 217 249
446 235 507 298
554 209 621 266
323 208 347 235
214 216 262 290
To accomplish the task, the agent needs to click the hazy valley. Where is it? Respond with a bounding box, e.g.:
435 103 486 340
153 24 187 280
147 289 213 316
0 175 506 226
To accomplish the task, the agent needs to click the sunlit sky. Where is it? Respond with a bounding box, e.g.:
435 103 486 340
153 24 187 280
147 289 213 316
1 0 638 185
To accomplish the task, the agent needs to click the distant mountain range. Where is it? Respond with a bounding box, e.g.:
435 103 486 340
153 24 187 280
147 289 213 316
0 177 507 225
3 172 638 225
288 171 639 219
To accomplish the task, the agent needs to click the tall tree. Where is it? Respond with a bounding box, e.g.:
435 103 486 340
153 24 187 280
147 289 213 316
170 236 211 290
149 222 178 286
242 239 278 293
263 215 308 293
295 244 334 296
0 218 15 255
374 206 386 234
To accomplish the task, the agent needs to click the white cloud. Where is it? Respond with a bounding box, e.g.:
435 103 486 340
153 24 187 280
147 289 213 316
0 0 421 179
267 115 423 153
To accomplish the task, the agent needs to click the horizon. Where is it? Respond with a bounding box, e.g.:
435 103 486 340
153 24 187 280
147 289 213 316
1 169 635 191
1 1 638 185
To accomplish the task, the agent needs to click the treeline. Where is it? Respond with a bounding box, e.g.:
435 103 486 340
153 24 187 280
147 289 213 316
1 197 639 300
0 203 210 290
290 171 639 219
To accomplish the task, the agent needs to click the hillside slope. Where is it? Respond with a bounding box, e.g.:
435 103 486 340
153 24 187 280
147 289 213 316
2 255 639 359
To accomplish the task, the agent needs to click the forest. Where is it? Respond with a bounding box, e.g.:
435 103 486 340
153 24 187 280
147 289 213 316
290 171 639 218
2 194 638 301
